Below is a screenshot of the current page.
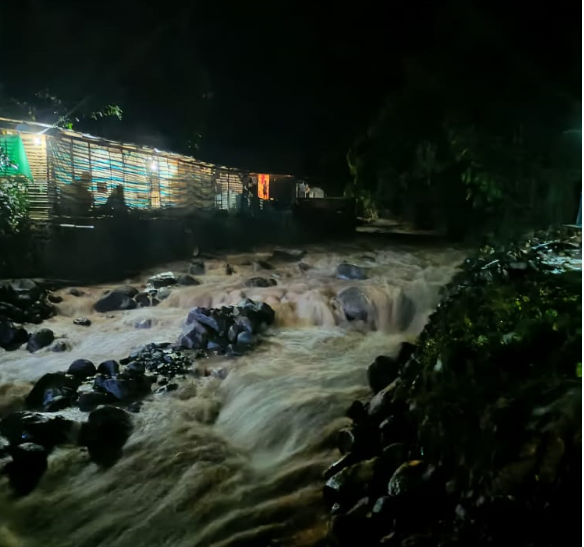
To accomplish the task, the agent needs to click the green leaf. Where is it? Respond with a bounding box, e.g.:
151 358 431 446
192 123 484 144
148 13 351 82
576 362 582 378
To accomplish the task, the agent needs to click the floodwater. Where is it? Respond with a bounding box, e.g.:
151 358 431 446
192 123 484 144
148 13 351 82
0 236 465 547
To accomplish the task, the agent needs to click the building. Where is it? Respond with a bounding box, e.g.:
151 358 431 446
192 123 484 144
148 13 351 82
0 116 284 219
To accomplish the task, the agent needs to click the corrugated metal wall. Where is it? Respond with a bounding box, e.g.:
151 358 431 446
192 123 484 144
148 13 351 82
20 133 50 220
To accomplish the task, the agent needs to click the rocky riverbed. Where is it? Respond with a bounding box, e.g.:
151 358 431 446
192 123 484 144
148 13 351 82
0 238 474 547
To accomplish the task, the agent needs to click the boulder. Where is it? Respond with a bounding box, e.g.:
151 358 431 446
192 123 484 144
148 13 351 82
245 277 277 288
51 340 71 352
367 355 400 394
0 321 28 351
26 328 55 353
188 258 206 275
25 372 81 410
147 272 178 289
270 249 305 262
67 359 97 380
73 317 91 327
48 293 63 304
78 406 133 467
256 260 274 270
97 360 120 377
177 274 200 286
0 411 76 449
337 287 370 322
337 263 368 280
94 288 137 313
4 442 48 496
78 392 115 412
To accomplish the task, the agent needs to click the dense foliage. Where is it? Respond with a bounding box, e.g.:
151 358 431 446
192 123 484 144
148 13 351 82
347 12 581 239
0 175 29 239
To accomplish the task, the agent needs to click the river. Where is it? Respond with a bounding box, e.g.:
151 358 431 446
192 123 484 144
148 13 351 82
0 236 465 547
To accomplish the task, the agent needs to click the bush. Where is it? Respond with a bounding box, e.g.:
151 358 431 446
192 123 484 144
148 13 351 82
0 176 30 238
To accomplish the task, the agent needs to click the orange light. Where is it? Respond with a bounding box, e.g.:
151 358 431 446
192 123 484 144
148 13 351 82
257 174 270 200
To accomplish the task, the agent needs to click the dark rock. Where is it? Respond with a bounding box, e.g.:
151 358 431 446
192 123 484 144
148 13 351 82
44 396 73 412
147 272 178 289
134 319 152 329
100 378 149 401
256 260 274 270
26 328 55 353
97 360 120 377
5 442 48 496
270 249 305 262
236 331 256 346
346 400 368 423
337 287 369 322
245 277 277 288
134 292 152 307
156 287 172 300
48 293 63 304
298 262 311 272
323 457 377 509
337 262 368 280
368 355 400 394
225 264 236 275
387 460 429 497
368 383 398 419
111 285 139 298
324 453 359 480
0 411 75 449
77 392 114 412
188 258 206 275
69 288 85 297
94 289 137 313
25 372 80 410
73 317 91 327
0 321 28 351
127 361 146 374
155 383 178 394
177 274 200 286
227 324 239 342
0 301 26 323
67 359 97 380
328 497 374 547
78 406 133 467
51 340 71 352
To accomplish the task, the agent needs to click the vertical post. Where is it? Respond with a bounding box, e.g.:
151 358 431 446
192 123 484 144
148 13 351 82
227 171 230 210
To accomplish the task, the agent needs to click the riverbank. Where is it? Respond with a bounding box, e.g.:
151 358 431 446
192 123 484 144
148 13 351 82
322 227 582 547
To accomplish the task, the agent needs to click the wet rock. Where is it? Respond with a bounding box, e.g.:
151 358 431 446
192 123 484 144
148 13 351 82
0 302 26 323
134 292 152 307
25 372 80 410
157 287 172 300
134 319 152 329
298 262 311 272
256 260 274 270
387 460 429 497
346 400 368 423
227 324 239 342
0 411 75 449
177 274 200 286
73 317 91 327
99 377 152 401
48 293 63 304
69 288 85 297
188 258 206 275
368 382 398 419
51 340 71 352
324 457 377 509
245 277 277 288
94 288 137 313
271 248 305 262
77 392 114 412
147 272 178 288
337 262 368 280
324 453 359 480
78 406 133 467
67 359 97 380
0 321 28 351
225 264 236 275
26 328 55 352
368 355 400 394
337 287 369 322
237 331 256 346
97 360 120 377
5 442 48 496
328 497 374 546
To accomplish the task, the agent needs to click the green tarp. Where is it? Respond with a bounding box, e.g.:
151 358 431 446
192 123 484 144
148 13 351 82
0 134 33 179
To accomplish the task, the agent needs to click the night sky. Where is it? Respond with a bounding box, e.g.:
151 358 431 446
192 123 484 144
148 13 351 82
0 0 581 186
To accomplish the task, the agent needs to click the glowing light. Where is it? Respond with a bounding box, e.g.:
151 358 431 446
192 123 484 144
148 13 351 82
150 160 158 171
34 136 42 145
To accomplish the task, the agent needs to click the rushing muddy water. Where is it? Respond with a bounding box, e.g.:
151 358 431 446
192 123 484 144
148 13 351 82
0 238 465 547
